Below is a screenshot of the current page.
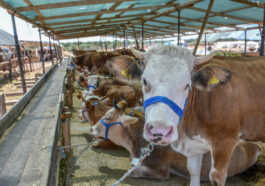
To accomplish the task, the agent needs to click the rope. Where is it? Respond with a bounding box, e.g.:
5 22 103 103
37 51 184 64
112 143 154 186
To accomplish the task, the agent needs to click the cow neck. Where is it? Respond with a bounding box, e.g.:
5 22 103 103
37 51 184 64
125 112 147 158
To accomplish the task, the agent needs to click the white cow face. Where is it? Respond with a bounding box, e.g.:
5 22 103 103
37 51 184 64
132 46 215 146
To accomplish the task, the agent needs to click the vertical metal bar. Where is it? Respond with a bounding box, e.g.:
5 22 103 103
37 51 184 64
205 33 207 56
178 10 181 45
193 0 214 55
142 21 144 51
77 38 80 50
260 6 265 56
48 35 54 65
149 39 151 47
11 13 26 93
123 26 126 55
244 30 247 57
38 28 45 74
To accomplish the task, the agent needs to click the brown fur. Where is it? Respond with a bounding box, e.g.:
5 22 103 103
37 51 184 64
176 56 265 185
93 101 261 181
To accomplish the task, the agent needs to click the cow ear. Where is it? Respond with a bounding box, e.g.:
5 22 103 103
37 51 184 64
121 115 139 126
131 48 144 61
191 65 232 91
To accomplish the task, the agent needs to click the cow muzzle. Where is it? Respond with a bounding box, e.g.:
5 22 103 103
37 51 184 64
144 122 174 145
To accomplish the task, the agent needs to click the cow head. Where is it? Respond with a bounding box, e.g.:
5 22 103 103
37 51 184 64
91 100 139 151
132 46 223 145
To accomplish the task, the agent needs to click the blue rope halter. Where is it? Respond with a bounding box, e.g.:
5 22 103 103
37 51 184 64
87 85 96 90
143 96 188 122
81 110 89 122
100 119 122 140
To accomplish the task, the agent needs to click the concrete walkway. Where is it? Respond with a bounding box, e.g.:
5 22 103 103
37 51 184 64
0 58 68 186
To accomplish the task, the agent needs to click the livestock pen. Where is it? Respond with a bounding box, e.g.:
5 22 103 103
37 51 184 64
0 0 264 186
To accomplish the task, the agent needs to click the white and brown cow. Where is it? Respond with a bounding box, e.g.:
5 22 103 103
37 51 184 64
91 100 261 181
132 46 265 186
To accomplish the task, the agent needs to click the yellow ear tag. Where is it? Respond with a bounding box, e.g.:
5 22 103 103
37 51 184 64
121 68 131 78
208 76 220 85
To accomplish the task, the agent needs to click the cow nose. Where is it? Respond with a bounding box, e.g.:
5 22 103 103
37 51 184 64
145 122 173 145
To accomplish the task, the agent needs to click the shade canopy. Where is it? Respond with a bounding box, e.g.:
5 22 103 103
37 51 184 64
0 0 264 40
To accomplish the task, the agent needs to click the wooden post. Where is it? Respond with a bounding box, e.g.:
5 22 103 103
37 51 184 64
11 13 27 93
49 35 54 66
260 6 265 56
132 25 140 50
8 62 12 83
244 30 247 56
142 21 144 51
178 10 181 45
54 42 58 63
205 33 207 56
193 0 215 55
38 28 45 74
0 94 6 117
62 119 71 153
35 73 38 82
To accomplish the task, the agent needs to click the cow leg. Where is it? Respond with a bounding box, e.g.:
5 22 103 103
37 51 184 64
209 140 237 186
187 154 203 186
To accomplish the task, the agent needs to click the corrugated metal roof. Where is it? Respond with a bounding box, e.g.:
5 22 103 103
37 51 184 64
0 0 263 40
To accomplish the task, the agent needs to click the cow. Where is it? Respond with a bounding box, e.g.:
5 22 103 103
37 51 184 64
73 51 121 75
106 55 143 80
131 45 265 186
78 92 118 149
91 100 261 181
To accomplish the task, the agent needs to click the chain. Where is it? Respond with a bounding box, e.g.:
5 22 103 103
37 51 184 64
112 143 154 186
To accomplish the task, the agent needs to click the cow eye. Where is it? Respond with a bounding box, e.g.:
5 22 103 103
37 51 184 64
184 84 189 91
143 78 147 86
104 117 110 121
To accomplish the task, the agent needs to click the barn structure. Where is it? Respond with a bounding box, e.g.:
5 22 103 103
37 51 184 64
0 0 264 185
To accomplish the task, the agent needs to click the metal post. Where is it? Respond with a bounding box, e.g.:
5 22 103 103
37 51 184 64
149 39 151 47
48 35 54 65
38 28 45 74
123 26 126 55
260 6 265 56
178 10 181 45
77 38 80 50
11 13 26 93
244 30 247 56
142 21 144 51
205 33 207 56
162 39 164 44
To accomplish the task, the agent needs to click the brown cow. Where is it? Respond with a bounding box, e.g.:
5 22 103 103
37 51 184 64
91 100 261 181
78 94 118 149
132 46 265 186
106 55 143 80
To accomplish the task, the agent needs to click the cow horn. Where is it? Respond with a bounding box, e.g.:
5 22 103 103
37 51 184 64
131 48 144 61
113 98 121 110
195 52 215 66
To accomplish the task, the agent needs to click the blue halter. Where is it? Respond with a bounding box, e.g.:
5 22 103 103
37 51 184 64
143 96 188 122
87 85 96 90
100 119 122 140
81 110 89 122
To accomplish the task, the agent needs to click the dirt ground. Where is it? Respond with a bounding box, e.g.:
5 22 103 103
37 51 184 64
0 61 53 111
61 73 265 186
